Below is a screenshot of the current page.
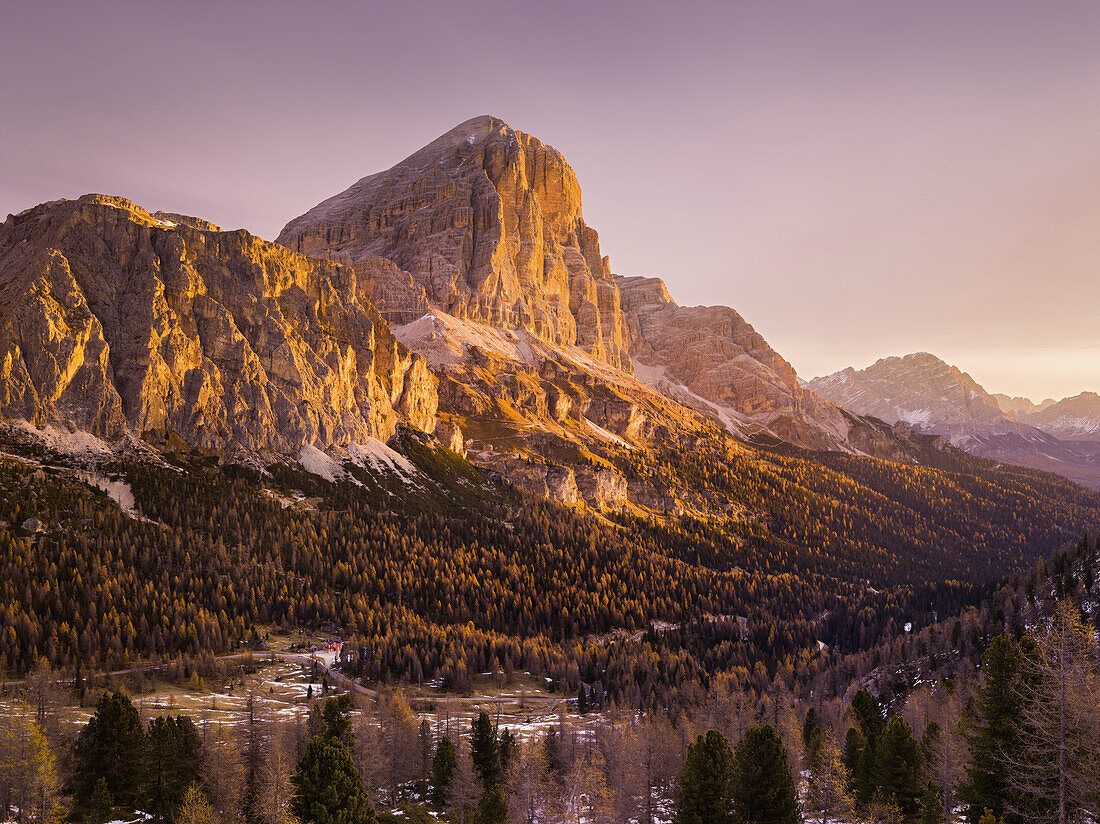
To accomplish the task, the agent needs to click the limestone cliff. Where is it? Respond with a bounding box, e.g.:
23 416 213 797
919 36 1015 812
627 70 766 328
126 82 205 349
617 274 852 450
0 195 437 455
277 115 631 371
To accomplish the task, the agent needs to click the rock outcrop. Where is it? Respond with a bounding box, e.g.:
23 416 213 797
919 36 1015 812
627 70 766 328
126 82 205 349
0 195 438 455
617 274 851 450
277 115 631 371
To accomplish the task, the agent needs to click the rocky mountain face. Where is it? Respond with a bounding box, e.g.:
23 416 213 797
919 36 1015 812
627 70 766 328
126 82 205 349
4 118 1084 513
808 353 1007 438
275 115 911 505
810 353 1100 490
616 274 857 450
1016 392 1100 442
0 195 438 458
277 116 905 458
278 115 631 372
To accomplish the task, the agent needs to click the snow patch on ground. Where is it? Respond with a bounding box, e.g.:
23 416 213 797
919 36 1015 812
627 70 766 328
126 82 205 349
75 471 151 522
585 419 630 447
299 444 360 486
11 420 115 459
104 813 152 824
347 438 419 479
393 311 539 368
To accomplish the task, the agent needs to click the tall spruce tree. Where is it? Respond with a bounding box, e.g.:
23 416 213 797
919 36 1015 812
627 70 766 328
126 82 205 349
470 712 500 790
73 691 148 809
731 725 800 824
675 730 737 824
430 737 458 807
291 736 375 824
875 716 926 819
842 726 866 792
803 708 825 779
145 715 204 822
959 636 1030 824
846 690 884 808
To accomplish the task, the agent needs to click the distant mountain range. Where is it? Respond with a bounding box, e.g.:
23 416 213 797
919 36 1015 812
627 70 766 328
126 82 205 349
1003 391 1100 441
2 114 1097 506
809 354 1100 489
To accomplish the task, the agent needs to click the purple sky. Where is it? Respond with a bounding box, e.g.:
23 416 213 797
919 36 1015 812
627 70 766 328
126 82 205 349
3 0 1099 400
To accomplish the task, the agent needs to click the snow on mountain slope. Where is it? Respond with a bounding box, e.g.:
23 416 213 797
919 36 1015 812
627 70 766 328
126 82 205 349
1019 392 1100 442
810 353 1100 489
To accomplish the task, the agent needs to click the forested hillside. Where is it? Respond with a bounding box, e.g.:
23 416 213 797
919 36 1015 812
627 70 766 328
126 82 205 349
3 421 1099 711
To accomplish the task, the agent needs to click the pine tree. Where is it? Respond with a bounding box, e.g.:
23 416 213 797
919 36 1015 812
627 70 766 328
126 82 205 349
848 690 883 808
921 782 945 824
731 725 800 824
90 778 114 823
430 737 457 807
0 709 61 824
175 784 216 824
470 711 500 790
959 636 1030 824
291 737 376 824
807 728 853 824
447 743 483 824
842 726 872 807
319 695 354 747
478 784 508 824
851 690 885 743
559 746 613 824
146 715 204 822
498 729 516 776
256 744 298 824
504 740 550 824
674 730 736 824
803 708 824 779
1005 601 1100 824
875 716 925 819
73 691 148 809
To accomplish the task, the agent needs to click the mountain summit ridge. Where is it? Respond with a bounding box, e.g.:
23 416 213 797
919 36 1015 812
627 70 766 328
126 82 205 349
278 115 887 455
278 115 632 372
810 352 1100 489
4 118 1094 510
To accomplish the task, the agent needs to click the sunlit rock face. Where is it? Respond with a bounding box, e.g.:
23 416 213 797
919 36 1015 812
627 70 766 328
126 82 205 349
616 274 853 451
277 115 631 372
0 195 437 455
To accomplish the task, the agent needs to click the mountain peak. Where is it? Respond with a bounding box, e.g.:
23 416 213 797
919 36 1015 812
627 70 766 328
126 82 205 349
278 117 630 370
809 352 1004 432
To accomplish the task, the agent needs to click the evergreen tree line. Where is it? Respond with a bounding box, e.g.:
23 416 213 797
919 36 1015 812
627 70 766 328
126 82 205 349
5 438 1098 717
5 589 1099 824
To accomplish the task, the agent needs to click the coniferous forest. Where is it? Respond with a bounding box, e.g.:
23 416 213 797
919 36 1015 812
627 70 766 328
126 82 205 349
3 428 1100 823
